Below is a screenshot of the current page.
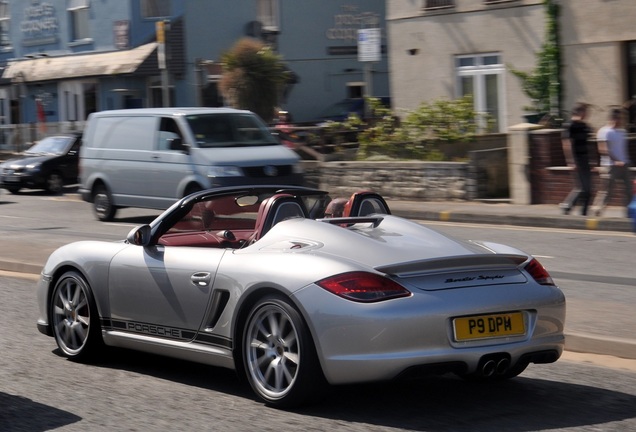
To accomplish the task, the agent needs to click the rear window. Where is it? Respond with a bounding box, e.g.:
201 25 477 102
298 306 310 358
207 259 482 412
186 113 278 148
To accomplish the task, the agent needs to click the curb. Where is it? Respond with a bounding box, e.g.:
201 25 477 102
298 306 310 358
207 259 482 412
392 209 634 233
1 260 42 276
565 333 636 360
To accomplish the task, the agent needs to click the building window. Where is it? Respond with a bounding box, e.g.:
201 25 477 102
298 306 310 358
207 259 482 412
68 0 90 41
59 80 98 122
424 0 455 10
141 0 171 18
149 77 174 108
456 53 505 132
258 0 279 31
0 0 10 48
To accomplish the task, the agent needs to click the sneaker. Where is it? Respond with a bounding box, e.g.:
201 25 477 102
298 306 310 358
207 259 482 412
559 203 571 215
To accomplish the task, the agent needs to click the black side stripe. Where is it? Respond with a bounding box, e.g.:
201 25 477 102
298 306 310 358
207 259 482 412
102 319 232 350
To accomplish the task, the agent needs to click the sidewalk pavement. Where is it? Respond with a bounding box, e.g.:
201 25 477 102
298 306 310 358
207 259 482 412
1 197 635 361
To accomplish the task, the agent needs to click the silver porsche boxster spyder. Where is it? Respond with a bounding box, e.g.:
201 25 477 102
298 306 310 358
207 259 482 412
36 185 565 407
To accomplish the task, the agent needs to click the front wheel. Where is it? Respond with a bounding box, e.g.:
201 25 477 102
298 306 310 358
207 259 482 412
50 271 102 360
93 185 117 221
243 295 326 408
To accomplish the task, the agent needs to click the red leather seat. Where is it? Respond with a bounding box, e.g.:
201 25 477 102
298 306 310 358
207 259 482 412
251 193 308 242
343 191 391 217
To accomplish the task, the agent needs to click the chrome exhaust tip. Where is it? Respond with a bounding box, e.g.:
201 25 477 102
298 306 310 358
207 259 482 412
496 358 511 374
482 359 496 377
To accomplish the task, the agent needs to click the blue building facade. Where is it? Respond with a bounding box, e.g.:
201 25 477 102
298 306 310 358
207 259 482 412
183 0 389 123
0 0 387 148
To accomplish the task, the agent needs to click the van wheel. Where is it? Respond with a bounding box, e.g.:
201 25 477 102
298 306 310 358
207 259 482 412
93 185 117 221
184 184 202 197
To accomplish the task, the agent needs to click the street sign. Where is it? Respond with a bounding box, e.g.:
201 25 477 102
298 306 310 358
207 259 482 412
358 28 381 62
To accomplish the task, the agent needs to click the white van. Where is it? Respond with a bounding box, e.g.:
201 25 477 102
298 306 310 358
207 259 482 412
79 108 303 221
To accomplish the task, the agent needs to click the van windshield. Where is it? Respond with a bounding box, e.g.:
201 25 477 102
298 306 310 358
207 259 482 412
185 113 279 148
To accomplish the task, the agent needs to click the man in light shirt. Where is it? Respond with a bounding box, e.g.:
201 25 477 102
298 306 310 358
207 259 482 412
592 108 633 217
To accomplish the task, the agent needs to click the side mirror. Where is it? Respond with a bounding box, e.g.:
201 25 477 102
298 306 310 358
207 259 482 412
127 225 152 246
168 137 186 152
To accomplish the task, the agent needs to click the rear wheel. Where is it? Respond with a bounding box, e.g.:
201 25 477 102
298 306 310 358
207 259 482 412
93 185 117 221
6 186 20 194
243 295 326 408
46 172 64 194
50 271 102 360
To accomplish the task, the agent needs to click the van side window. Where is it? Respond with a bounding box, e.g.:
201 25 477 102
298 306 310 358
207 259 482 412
91 116 155 150
158 117 184 151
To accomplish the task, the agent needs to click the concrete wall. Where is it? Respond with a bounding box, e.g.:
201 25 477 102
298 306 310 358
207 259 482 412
386 0 544 131
559 0 636 128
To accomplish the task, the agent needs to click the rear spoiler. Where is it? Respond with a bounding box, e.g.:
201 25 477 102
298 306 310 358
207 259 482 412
376 254 530 277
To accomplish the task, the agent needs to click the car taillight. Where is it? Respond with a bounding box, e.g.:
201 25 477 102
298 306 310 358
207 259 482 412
524 258 555 286
316 272 411 303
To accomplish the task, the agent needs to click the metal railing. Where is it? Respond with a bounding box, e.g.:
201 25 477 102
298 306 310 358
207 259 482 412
0 121 85 153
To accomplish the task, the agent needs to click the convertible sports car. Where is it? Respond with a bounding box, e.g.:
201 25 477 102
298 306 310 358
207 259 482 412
36 185 565 407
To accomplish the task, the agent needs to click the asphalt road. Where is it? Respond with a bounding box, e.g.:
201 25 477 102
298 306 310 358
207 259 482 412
2 275 636 431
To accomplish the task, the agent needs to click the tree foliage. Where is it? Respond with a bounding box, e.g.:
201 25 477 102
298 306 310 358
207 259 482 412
218 38 288 122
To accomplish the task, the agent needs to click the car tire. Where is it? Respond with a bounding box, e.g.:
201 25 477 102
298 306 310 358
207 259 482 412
46 172 64 194
184 184 202 197
93 184 117 221
50 271 103 360
6 186 20 194
243 294 327 408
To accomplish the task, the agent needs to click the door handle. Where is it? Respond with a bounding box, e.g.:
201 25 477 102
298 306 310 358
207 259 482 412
191 272 211 287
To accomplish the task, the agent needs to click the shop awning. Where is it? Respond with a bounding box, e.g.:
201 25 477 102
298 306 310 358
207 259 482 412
2 42 158 83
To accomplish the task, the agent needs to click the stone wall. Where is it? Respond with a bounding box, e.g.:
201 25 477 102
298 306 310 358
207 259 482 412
301 160 468 201
300 134 510 201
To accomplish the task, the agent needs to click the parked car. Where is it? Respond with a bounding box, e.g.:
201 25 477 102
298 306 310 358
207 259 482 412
36 185 565 408
0 133 82 194
79 108 303 221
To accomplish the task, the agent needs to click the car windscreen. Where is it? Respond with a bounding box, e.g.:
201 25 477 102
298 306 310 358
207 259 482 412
25 136 73 155
186 113 279 148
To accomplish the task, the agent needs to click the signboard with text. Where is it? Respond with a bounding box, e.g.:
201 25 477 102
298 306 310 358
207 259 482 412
357 28 380 62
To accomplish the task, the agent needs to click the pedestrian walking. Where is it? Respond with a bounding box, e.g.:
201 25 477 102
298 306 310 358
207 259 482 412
591 107 633 217
560 102 593 216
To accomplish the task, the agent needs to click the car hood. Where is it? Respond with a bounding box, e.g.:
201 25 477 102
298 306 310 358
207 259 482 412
2 154 56 167
192 144 299 166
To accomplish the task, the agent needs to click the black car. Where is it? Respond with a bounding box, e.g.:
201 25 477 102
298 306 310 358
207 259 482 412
0 133 82 194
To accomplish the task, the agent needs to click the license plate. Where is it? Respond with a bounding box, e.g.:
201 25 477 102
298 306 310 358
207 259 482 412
453 312 525 341
4 176 19 182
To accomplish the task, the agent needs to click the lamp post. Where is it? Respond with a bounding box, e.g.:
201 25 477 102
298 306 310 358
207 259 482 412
156 20 170 107
11 71 27 152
